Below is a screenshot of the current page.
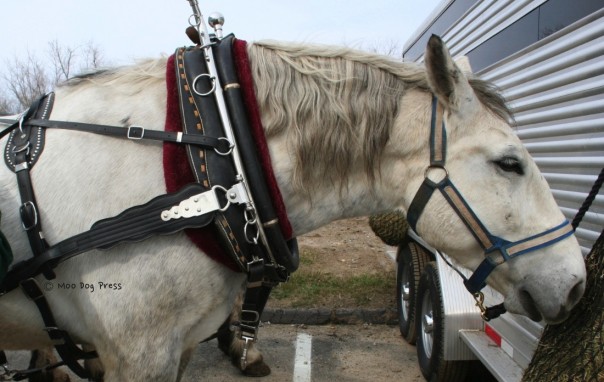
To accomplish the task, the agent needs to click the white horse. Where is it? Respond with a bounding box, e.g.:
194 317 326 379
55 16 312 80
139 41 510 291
0 36 586 381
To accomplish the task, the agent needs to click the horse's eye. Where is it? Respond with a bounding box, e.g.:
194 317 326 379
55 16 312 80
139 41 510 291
495 157 524 175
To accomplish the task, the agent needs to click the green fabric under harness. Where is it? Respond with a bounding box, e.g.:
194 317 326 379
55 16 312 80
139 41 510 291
0 211 13 283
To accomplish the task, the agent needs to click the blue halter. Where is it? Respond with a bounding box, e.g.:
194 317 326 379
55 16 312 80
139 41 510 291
406 97 574 319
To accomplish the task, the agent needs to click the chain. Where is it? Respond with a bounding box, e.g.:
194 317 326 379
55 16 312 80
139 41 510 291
244 206 260 244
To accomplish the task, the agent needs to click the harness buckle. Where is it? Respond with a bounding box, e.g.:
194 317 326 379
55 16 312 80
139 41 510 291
43 327 67 346
16 111 26 136
0 363 14 381
12 141 31 155
20 201 38 231
240 309 260 325
127 125 145 140
246 257 264 276
225 182 250 205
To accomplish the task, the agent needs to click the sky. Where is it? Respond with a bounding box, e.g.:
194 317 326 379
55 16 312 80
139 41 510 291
1 0 442 68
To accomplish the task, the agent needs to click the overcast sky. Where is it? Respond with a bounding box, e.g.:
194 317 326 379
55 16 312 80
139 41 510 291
1 0 442 67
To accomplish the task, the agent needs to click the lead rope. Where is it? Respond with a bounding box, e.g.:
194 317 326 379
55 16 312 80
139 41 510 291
572 167 604 231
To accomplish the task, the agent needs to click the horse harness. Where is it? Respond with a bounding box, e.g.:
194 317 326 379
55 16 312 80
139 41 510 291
406 96 575 321
0 34 298 380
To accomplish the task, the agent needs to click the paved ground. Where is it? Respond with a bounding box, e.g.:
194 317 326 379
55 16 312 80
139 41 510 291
183 323 423 382
4 323 423 382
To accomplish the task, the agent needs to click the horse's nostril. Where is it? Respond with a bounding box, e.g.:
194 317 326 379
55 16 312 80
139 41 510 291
567 279 585 308
518 288 542 321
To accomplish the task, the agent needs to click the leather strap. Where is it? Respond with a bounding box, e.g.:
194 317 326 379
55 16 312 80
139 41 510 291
2 183 219 293
176 46 252 270
18 118 231 152
407 179 438 232
4 93 52 172
213 35 299 273
5 94 55 281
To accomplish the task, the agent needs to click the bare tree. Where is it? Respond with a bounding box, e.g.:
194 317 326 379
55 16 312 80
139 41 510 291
83 40 104 70
1 40 106 113
365 39 404 58
3 51 50 112
49 39 77 84
0 91 17 115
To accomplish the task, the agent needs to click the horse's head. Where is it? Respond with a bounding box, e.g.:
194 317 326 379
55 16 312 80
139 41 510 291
401 36 586 324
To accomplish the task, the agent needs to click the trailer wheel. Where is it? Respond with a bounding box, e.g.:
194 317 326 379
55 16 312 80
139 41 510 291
397 241 431 344
416 262 469 382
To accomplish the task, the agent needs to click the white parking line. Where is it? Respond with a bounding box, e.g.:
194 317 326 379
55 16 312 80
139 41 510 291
293 332 312 382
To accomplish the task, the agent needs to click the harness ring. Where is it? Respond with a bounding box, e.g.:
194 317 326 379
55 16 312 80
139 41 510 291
192 74 216 97
214 137 234 156
211 185 232 212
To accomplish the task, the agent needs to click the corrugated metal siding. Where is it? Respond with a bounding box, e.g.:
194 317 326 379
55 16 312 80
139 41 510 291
409 0 548 62
412 3 604 255
445 0 548 58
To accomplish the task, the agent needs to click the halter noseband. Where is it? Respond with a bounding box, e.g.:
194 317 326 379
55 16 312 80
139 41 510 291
406 96 574 320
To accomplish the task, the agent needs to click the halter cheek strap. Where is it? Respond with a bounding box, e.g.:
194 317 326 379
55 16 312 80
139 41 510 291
407 96 574 320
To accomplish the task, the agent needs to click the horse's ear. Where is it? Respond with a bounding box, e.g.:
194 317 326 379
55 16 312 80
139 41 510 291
424 35 474 110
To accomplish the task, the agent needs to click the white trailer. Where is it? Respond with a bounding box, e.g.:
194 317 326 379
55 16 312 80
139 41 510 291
396 1 604 381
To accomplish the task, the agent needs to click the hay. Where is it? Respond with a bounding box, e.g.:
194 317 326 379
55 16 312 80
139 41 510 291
368 211 409 246
522 229 604 382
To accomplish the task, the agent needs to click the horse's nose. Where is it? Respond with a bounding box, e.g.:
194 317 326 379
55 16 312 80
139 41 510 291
519 277 585 324
566 278 585 309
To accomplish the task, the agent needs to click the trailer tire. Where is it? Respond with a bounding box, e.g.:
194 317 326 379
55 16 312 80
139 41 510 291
397 241 431 344
416 262 469 382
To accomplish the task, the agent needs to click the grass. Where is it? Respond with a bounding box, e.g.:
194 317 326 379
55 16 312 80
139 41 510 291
270 268 396 308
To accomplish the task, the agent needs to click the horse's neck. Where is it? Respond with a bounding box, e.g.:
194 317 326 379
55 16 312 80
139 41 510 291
273 160 388 235
269 90 432 236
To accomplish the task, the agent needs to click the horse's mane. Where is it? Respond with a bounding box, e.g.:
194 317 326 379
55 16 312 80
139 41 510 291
248 40 511 193
59 41 510 195
59 57 168 95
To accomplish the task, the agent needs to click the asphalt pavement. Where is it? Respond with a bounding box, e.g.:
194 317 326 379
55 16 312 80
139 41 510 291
4 323 422 382
183 323 423 382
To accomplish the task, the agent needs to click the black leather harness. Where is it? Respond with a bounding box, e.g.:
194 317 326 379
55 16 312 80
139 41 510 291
0 35 298 379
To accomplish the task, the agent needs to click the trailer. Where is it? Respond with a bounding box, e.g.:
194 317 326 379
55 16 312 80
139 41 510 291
396 1 604 381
